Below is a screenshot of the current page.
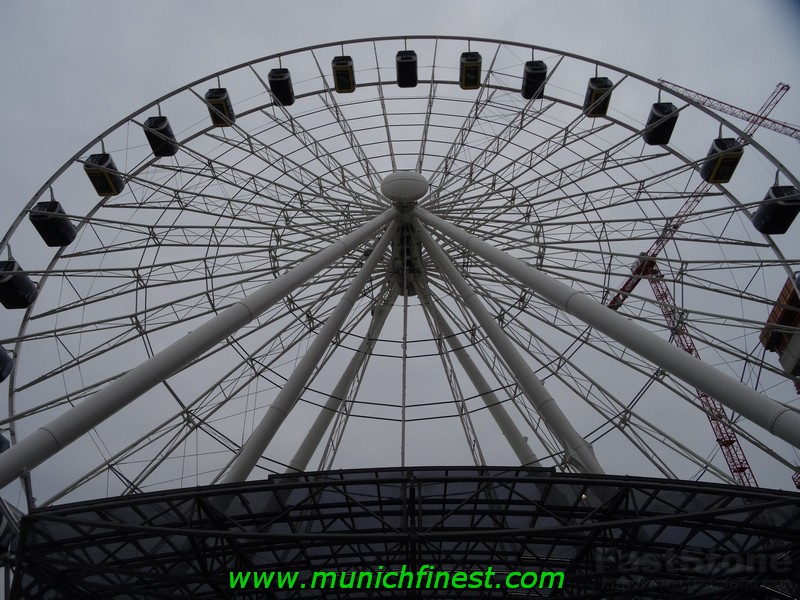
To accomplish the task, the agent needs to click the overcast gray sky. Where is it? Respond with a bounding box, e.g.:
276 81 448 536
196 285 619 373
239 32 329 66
1 0 798 242
1 1 800 513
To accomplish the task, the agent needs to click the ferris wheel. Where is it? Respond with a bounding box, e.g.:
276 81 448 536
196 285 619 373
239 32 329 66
1 35 799 509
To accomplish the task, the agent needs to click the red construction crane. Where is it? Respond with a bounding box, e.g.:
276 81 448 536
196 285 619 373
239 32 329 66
658 80 799 141
633 257 757 486
608 82 790 311
607 82 792 487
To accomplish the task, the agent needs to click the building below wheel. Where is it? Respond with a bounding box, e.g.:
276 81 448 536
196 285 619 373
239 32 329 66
6 467 800 599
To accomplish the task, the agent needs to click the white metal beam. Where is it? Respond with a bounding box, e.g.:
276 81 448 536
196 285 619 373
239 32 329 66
416 220 604 474
0 209 397 490
285 284 399 473
220 219 397 483
418 286 540 467
416 207 800 450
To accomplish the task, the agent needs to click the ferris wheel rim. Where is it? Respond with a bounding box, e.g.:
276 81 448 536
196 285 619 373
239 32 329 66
5 34 800 252
1 35 798 506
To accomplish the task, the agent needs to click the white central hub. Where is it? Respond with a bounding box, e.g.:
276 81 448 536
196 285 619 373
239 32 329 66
380 171 429 205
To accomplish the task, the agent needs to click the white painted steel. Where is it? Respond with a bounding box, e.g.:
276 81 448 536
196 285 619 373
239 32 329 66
1 37 798 500
416 207 800 450
220 219 397 483
418 288 540 467
0 209 397 489
416 220 604 473
286 285 399 474
380 171 430 204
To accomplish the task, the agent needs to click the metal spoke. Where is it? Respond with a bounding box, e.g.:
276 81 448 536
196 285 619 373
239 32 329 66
1 36 797 507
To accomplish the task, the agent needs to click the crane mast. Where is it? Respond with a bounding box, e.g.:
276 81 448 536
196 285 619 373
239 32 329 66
635 258 757 486
608 82 796 487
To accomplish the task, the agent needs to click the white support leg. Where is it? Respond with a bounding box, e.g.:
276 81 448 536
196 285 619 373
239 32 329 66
286 284 399 473
418 286 541 467
0 209 398 490
220 220 398 483
416 221 604 473
416 207 800 450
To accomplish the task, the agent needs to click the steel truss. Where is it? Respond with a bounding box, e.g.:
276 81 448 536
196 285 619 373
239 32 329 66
10 467 800 599
1 36 799 520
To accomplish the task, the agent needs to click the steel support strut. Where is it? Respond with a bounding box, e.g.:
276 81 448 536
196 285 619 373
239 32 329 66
221 219 398 483
417 285 540 467
0 209 397 490
416 207 800 450
286 284 399 474
416 220 604 473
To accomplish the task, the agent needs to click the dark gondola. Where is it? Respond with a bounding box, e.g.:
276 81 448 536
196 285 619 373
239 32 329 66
29 201 77 247
459 52 482 90
268 68 295 106
642 102 679 145
752 185 800 235
396 50 418 88
84 153 125 196
699 138 743 184
143 116 179 157
583 77 613 117
205 88 236 126
0 261 38 309
521 60 547 100
0 346 12 384
332 56 356 93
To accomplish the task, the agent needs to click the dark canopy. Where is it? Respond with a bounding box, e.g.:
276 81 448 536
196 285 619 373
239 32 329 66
10 467 800 599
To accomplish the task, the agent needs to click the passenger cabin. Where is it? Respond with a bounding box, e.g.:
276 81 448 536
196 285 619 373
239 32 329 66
268 68 295 106
780 322 800 376
0 261 38 309
583 77 613 117
699 138 743 184
29 201 77 247
760 275 800 356
143 116 179 157
642 102 679 145
205 88 236 126
396 50 418 88
0 346 11 384
84 153 125 196
521 60 547 100
459 52 482 90
752 185 800 235
332 56 356 93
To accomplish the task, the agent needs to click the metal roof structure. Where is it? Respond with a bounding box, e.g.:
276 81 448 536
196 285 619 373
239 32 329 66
9 467 800 599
